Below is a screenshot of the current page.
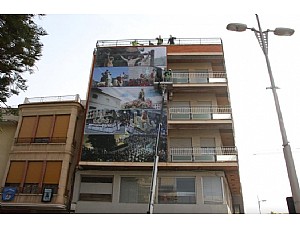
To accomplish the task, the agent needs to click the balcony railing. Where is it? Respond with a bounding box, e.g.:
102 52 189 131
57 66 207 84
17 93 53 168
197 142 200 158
15 137 67 144
171 72 227 84
169 106 232 120
96 38 222 47
80 147 237 163
23 94 80 104
170 147 238 162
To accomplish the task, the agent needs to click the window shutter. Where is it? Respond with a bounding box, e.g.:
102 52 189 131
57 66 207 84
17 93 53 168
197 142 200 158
35 116 53 138
6 161 26 183
43 161 62 184
52 115 70 138
18 116 36 138
25 162 43 183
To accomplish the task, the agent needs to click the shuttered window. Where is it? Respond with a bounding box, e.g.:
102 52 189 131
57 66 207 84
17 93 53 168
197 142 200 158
6 161 26 183
25 162 43 183
35 115 53 138
43 161 62 184
52 115 70 138
5 161 62 194
17 114 70 144
18 116 36 142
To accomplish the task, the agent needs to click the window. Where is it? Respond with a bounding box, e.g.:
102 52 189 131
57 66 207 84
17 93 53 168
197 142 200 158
79 176 113 202
158 177 196 204
189 69 209 83
17 116 36 143
194 138 216 162
17 114 70 144
119 177 151 203
23 162 43 193
170 138 193 161
52 115 70 143
170 101 190 120
5 161 26 191
172 69 189 83
35 116 53 143
43 161 62 194
5 161 62 194
202 176 223 204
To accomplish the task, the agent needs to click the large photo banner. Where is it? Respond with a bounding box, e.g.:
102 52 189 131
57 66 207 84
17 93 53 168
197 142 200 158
81 46 167 162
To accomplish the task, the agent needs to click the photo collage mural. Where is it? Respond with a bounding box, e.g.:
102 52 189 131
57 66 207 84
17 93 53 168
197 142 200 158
81 46 168 162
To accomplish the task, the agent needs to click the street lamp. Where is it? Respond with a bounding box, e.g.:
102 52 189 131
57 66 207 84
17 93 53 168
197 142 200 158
257 196 267 214
226 14 300 213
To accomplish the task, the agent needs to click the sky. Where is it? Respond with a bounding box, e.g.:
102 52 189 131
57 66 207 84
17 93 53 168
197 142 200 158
2 0 300 218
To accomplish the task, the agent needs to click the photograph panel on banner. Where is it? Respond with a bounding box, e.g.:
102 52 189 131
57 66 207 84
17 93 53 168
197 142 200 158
82 45 167 162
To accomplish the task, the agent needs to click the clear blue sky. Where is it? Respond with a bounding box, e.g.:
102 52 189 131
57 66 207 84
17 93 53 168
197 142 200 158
3 0 300 220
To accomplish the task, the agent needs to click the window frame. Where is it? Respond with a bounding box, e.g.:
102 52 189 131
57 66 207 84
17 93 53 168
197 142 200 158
202 176 224 204
158 176 196 204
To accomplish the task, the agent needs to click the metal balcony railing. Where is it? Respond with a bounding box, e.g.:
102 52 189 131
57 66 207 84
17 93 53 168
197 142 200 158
96 38 222 47
171 72 227 84
170 147 238 162
169 106 232 120
80 147 237 163
15 137 67 144
23 94 80 104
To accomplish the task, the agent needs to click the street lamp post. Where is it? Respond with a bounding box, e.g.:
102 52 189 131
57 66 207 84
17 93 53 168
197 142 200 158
227 14 300 213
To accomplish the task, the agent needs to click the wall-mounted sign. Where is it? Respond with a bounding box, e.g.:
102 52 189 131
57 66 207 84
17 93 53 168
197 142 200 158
2 187 17 201
42 188 53 202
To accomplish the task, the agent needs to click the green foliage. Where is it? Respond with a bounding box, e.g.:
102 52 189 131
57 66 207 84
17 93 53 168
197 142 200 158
0 14 47 103
0 107 19 121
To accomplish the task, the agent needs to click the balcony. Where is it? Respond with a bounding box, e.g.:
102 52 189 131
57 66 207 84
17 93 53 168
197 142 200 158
169 106 232 120
80 146 237 163
23 94 81 104
96 38 222 47
171 72 227 84
170 147 237 162
15 137 67 144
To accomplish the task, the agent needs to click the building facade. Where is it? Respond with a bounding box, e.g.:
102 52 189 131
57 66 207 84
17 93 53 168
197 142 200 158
0 95 85 213
0 109 19 187
71 38 244 213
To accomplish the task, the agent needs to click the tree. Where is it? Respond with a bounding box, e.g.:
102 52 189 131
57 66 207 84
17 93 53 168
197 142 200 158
0 14 47 104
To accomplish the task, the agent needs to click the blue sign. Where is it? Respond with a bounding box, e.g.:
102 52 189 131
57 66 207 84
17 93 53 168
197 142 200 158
2 187 17 201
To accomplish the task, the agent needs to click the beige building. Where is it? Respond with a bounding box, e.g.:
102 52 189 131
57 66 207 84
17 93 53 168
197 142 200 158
71 38 244 213
0 95 85 213
0 109 19 186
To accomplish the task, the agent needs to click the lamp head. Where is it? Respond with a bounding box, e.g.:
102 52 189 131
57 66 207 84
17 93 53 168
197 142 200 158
273 27 295 36
226 23 248 32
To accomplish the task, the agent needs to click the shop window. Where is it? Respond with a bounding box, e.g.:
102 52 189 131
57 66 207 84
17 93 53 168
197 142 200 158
119 177 151 203
158 177 196 204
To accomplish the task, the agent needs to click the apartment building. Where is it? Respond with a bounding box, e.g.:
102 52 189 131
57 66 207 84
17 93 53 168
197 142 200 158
0 95 85 213
0 109 19 186
71 38 244 213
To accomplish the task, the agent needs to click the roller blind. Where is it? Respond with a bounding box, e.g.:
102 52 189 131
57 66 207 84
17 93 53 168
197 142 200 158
170 138 192 147
35 116 53 138
52 115 70 138
25 162 43 183
6 161 26 183
43 161 62 184
18 116 36 138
